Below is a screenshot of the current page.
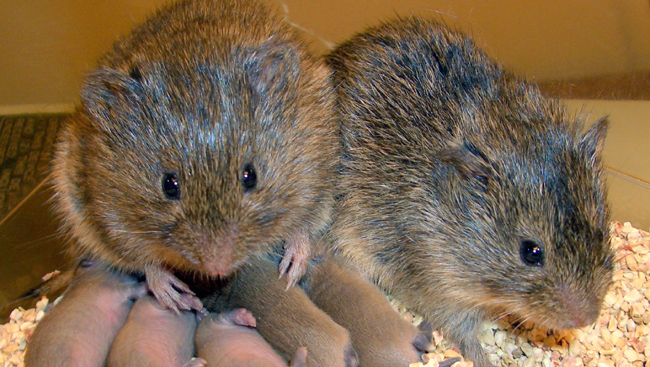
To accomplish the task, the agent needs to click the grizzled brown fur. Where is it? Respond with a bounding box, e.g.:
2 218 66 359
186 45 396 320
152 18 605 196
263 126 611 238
327 18 613 367
52 0 337 311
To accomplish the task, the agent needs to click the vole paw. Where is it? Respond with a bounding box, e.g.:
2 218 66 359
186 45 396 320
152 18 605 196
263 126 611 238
413 320 435 352
219 308 257 328
459 338 492 367
179 292 205 312
279 232 310 289
145 267 201 313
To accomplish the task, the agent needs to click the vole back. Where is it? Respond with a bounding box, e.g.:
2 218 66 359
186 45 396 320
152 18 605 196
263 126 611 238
328 17 613 367
53 0 337 311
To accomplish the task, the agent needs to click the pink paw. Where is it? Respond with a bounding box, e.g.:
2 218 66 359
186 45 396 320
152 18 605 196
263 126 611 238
145 266 203 313
278 231 310 289
218 308 257 328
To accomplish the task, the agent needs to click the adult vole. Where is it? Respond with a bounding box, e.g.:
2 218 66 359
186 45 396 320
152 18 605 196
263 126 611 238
327 17 613 367
52 0 337 312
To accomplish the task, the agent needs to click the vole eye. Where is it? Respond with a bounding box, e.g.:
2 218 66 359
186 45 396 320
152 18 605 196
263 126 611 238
520 240 544 266
242 163 257 191
162 172 180 200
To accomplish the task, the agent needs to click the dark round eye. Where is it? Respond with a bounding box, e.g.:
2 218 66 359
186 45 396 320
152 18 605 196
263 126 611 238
242 164 257 191
520 240 544 266
162 172 180 200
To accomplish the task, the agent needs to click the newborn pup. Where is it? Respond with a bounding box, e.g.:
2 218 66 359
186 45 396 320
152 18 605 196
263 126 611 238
304 259 433 367
106 295 201 367
52 0 337 312
327 18 613 367
25 260 146 367
195 308 307 367
205 255 358 367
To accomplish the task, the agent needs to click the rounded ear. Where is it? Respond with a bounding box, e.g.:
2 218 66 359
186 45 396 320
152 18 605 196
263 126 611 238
80 67 144 130
438 140 495 191
580 117 609 166
245 40 301 98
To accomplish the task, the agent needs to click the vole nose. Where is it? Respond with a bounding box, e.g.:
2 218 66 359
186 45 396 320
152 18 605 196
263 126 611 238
557 284 600 328
569 315 589 328
202 255 232 277
199 224 239 276
199 239 234 276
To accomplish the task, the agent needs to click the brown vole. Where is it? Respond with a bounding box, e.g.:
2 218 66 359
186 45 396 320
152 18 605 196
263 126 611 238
52 0 337 312
303 258 433 367
327 18 613 367
25 260 146 367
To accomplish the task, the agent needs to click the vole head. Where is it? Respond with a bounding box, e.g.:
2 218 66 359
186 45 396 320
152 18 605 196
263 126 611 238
438 103 613 329
60 38 335 277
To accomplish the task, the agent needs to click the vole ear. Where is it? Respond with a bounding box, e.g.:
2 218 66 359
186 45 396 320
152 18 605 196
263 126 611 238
580 117 609 166
439 141 495 191
80 66 144 130
245 40 301 97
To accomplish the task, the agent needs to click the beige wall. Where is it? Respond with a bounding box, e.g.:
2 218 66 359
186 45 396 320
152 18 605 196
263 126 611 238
2 0 650 109
0 0 165 108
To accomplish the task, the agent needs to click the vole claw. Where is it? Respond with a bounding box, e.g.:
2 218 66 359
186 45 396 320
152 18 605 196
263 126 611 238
145 266 202 313
279 230 311 289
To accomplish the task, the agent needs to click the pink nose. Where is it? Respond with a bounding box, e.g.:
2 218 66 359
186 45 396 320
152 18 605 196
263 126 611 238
208 268 228 277
569 315 588 328
202 254 233 277
205 261 231 276
556 284 600 329
199 230 237 276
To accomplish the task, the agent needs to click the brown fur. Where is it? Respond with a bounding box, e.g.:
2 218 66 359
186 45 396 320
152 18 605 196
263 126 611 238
327 18 614 367
51 0 337 311
204 256 359 367
304 258 432 367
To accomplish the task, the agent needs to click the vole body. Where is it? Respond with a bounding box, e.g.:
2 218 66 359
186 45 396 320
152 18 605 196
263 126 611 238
205 255 359 367
304 258 433 367
195 308 308 367
25 261 146 367
52 0 336 311
106 295 201 367
327 18 613 367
